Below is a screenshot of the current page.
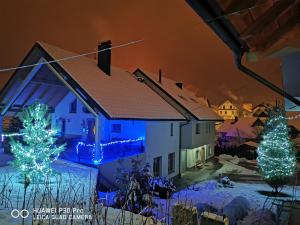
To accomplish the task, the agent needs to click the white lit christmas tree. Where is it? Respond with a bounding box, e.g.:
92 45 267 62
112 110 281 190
257 105 296 193
10 101 65 183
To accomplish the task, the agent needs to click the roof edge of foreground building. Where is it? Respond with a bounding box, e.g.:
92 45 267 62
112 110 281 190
0 42 186 121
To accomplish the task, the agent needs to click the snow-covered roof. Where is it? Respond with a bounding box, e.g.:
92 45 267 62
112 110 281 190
134 69 222 121
218 117 259 139
37 42 185 120
287 112 300 131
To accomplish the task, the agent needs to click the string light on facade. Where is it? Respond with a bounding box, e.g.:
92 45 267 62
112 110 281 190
76 137 144 165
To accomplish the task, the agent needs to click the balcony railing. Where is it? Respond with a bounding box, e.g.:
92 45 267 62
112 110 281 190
61 137 145 165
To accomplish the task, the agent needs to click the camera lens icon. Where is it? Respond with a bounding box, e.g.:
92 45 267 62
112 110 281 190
11 209 29 218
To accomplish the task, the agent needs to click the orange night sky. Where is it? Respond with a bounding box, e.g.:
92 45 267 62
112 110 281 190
0 0 283 105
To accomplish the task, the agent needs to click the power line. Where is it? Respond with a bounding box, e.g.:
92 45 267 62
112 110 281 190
0 39 143 73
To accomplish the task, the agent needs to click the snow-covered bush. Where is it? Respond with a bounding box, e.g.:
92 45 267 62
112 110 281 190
223 196 250 225
114 158 153 213
150 176 176 199
172 203 198 225
238 209 276 225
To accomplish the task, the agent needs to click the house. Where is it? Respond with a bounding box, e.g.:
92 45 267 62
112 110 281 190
217 117 264 147
133 69 222 172
0 41 187 185
251 103 270 119
217 100 239 120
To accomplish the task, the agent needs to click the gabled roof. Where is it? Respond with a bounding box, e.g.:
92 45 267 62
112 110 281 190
218 100 238 110
0 42 185 121
134 69 222 121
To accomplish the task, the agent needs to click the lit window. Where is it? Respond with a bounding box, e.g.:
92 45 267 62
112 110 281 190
196 123 201 134
111 124 121 133
168 153 175 174
69 99 77 113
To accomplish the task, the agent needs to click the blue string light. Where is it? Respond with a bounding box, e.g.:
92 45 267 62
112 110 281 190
76 137 144 165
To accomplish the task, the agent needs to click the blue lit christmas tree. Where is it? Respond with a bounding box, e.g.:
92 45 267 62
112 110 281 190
10 101 65 183
257 106 296 193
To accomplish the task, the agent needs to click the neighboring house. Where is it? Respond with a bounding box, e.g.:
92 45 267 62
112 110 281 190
133 69 222 172
217 100 239 120
242 103 253 117
251 103 270 119
0 41 187 185
217 117 264 147
287 112 300 139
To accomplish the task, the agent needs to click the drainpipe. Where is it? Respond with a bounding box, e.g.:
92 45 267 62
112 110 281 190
179 121 190 178
235 51 300 108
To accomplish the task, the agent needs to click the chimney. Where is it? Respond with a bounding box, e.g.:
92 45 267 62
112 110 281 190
175 82 183 89
98 40 111 75
158 69 162 83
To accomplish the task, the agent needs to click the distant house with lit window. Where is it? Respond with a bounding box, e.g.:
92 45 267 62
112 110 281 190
0 41 186 187
134 69 222 172
217 100 239 120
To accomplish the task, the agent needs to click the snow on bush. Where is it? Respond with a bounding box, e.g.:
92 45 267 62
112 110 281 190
114 158 153 213
150 176 176 198
223 196 250 225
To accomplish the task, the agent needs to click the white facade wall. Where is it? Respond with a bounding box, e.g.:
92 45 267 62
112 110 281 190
51 92 95 137
181 121 215 149
181 121 216 170
145 121 180 178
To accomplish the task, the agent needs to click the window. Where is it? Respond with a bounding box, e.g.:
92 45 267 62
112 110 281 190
170 123 174 136
206 123 209 133
153 156 162 177
168 153 175 174
111 124 121 133
230 105 232 109
223 105 225 109
69 99 77 113
196 123 201 134
225 111 227 115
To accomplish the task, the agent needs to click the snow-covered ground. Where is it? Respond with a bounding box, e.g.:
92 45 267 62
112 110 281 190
0 158 163 225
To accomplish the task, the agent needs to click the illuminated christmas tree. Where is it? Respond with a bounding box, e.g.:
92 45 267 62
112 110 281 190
257 106 296 193
10 101 65 183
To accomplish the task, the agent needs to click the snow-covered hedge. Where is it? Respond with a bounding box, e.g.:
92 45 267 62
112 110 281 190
223 196 250 225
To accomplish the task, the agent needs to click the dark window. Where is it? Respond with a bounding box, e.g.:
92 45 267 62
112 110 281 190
230 105 232 109
225 111 227 115
111 124 121 133
168 153 175 174
69 99 77 113
196 123 201 134
153 156 162 177
82 106 90 113
170 123 174 136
